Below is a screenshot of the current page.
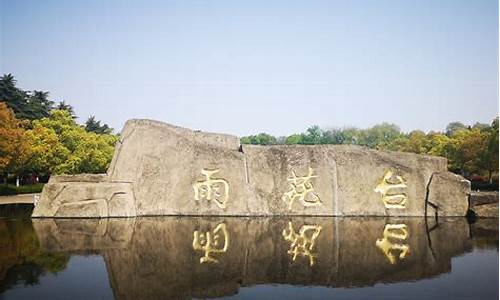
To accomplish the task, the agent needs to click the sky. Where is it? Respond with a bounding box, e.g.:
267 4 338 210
1 0 498 136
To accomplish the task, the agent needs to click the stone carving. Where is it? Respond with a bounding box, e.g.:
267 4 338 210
282 167 322 210
32 119 471 217
282 221 322 266
193 169 229 209
31 178 135 218
375 224 410 264
193 223 229 264
374 170 408 209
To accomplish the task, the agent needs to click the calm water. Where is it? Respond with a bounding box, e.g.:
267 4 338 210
0 209 498 299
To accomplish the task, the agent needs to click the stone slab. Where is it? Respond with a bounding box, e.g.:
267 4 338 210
471 203 499 218
470 191 499 206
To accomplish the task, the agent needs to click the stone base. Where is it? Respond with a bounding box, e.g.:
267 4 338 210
32 175 135 218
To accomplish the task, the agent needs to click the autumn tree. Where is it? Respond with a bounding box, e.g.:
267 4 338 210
0 103 30 182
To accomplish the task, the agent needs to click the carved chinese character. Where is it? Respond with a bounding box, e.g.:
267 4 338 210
374 170 408 209
193 169 229 209
375 224 410 264
192 223 229 264
282 222 322 266
282 167 322 210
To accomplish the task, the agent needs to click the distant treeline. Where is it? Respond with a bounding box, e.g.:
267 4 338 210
241 120 499 183
0 74 117 182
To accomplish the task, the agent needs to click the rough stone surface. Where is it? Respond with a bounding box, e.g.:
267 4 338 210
470 191 499 206
32 175 135 218
32 119 470 217
468 191 498 218
471 203 499 218
426 172 471 217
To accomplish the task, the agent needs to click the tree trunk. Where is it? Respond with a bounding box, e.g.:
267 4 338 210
489 170 493 184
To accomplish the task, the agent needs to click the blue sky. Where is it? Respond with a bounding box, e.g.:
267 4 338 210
1 0 498 136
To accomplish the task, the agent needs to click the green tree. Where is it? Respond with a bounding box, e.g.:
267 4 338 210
56 101 76 119
425 132 450 157
285 134 302 145
446 128 486 175
85 116 113 134
0 74 30 119
446 121 468 136
301 125 322 144
26 90 54 119
362 123 402 149
478 118 499 183
26 110 117 175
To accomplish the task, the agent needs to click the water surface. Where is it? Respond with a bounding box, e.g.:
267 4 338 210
0 214 497 300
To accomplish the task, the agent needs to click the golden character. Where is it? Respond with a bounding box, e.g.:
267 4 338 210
282 222 322 266
374 170 408 209
375 224 410 264
193 169 229 209
282 167 322 210
193 223 229 264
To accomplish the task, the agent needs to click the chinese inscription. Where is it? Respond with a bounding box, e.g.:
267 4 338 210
193 169 229 209
282 167 322 210
192 223 229 264
375 224 410 264
282 222 322 266
374 170 408 209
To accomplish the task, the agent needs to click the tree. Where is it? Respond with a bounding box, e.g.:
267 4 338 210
25 90 54 119
0 102 30 181
446 121 467 136
285 134 302 145
240 133 277 145
446 128 487 175
25 110 117 175
55 101 76 119
362 123 402 149
0 74 30 119
478 118 499 183
300 125 322 144
425 132 450 157
0 74 56 121
85 116 113 134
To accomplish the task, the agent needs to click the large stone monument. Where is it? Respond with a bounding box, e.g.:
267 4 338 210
32 119 470 218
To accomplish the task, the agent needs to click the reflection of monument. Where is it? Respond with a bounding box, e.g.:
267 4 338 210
193 223 229 264
30 217 478 300
33 119 470 218
375 224 410 264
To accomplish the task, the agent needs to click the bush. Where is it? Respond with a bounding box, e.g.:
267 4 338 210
0 184 44 196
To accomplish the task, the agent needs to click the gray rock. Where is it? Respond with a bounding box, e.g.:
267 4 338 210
32 119 470 217
471 203 499 218
470 191 499 206
426 172 471 217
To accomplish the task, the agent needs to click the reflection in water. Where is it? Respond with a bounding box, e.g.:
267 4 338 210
0 218 69 293
193 223 229 264
0 216 497 299
282 222 322 266
375 223 410 264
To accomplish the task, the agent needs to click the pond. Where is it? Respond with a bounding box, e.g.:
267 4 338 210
0 208 498 300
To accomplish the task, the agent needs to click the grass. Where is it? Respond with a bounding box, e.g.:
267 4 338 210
0 183 45 196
